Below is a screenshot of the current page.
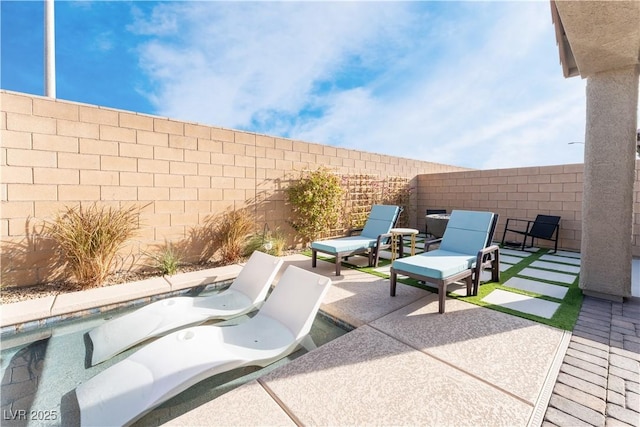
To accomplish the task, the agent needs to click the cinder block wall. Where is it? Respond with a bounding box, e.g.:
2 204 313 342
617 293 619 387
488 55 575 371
1 90 468 287
417 166 583 251
418 165 640 254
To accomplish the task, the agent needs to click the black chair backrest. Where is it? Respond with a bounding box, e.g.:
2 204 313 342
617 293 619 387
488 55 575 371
426 209 447 215
486 213 499 246
529 215 560 239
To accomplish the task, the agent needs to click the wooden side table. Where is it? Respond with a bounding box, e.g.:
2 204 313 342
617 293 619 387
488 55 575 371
390 228 419 260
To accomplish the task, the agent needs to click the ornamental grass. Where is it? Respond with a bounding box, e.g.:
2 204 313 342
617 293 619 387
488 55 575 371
45 203 141 288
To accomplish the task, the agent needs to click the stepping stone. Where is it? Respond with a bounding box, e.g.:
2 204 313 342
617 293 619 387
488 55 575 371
449 283 470 296
530 260 580 274
499 248 531 258
373 265 392 275
500 255 524 265
344 257 371 268
539 254 581 266
499 263 511 272
503 277 568 299
519 268 577 285
482 289 560 319
554 250 581 259
480 264 512 282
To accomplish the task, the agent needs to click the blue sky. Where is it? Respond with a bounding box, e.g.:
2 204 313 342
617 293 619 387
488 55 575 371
2 1 598 169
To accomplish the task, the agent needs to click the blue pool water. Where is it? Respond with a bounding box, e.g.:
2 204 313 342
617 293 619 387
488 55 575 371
0 296 348 426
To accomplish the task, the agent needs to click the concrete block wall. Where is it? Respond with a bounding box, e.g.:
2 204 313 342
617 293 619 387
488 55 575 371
1 90 468 287
418 163 640 254
417 165 584 251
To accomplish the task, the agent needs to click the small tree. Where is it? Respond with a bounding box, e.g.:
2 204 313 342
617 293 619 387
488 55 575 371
45 203 141 288
287 167 344 244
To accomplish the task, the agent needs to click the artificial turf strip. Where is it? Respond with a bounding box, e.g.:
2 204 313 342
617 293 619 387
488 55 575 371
303 247 583 331
391 248 582 331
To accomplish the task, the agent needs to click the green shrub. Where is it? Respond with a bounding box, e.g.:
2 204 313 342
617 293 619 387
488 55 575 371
287 167 344 244
213 209 253 264
146 243 181 276
45 203 141 288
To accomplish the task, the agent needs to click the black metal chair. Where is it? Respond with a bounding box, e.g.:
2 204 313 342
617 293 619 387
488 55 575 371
501 214 561 253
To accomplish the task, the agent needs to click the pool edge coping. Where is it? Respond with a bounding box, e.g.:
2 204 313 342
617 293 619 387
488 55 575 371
0 263 244 333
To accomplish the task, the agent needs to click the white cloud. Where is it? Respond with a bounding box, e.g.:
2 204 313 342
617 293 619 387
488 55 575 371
132 1 588 169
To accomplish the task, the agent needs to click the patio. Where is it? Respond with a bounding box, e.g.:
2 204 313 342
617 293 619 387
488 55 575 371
1 2 639 425
2 248 638 426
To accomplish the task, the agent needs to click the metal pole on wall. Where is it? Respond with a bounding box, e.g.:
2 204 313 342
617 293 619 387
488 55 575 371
44 0 56 98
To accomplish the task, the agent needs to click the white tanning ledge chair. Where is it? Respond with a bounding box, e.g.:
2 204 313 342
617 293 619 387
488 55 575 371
75 265 332 427
86 250 283 366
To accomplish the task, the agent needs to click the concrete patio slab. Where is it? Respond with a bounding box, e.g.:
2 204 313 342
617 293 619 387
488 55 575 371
501 254 526 265
448 282 471 296
0 296 56 327
164 380 295 426
259 325 533 426
520 268 577 285
287 257 430 328
165 264 242 291
530 260 581 274
370 296 566 404
553 250 581 259
479 263 512 281
50 276 171 316
341 256 371 268
499 262 512 272
503 277 569 299
500 248 532 257
539 254 581 266
482 289 561 319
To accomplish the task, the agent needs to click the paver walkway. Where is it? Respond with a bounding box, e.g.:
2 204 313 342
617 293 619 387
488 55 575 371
543 296 640 426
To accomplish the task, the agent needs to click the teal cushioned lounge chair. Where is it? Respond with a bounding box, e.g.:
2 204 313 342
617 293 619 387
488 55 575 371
390 210 500 313
311 204 400 276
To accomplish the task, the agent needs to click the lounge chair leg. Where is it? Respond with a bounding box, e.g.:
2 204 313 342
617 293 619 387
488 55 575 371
465 276 472 296
299 335 317 352
335 256 341 276
438 284 445 314
390 269 397 296
492 250 500 283
312 249 317 268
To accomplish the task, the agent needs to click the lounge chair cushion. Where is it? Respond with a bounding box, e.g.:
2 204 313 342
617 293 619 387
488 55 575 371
392 250 476 280
439 211 494 255
311 236 377 254
361 205 401 238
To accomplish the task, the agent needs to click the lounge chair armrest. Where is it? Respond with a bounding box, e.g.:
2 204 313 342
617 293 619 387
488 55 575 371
424 237 442 252
504 218 533 226
479 244 500 259
374 232 393 247
347 227 364 236
475 245 500 277
503 218 535 233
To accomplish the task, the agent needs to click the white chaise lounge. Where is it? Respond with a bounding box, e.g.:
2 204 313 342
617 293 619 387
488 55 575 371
87 251 283 366
75 265 332 426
